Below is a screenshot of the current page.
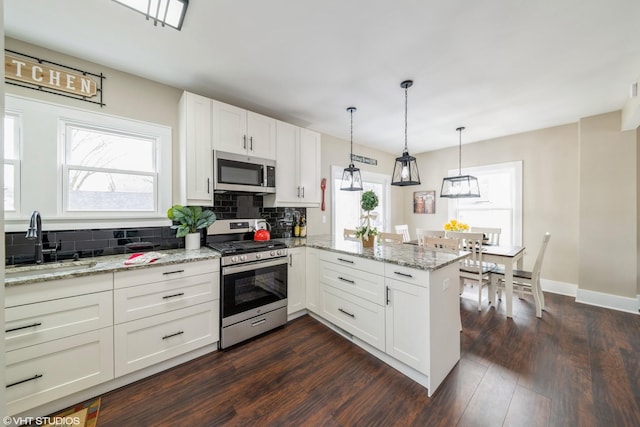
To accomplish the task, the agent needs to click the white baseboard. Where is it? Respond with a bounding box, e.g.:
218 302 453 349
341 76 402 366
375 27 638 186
576 288 640 314
541 279 639 315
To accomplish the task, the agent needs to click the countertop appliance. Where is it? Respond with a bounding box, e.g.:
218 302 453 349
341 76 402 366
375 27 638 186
207 219 287 349
213 150 276 194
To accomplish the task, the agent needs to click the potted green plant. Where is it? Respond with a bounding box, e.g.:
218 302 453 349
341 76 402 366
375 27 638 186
167 205 217 250
354 190 379 247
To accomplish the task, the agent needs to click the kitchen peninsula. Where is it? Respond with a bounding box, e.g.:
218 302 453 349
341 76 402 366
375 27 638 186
303 235 468 396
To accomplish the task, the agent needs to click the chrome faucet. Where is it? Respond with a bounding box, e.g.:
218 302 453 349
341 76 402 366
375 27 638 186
25 210 56 264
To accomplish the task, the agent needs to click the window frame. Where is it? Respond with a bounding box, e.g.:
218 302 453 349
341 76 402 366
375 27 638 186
447 161 523 246
3 111 22 217
4 94 172 232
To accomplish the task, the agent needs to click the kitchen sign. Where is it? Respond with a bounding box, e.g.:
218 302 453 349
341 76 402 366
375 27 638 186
4 50 105 106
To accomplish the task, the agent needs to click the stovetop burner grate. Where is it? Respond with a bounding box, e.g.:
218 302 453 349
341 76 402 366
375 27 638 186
208 240 287 255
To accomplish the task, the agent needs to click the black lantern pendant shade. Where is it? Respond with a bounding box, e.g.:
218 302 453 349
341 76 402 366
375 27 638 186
440 127 481 198
340 107 363 191
391 80 421 186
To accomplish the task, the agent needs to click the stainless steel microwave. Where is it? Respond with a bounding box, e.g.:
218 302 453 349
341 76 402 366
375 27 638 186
213 150 276 193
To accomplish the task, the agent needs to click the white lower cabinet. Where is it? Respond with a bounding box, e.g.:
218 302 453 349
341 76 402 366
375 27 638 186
5 328 114 415
114 302 218 376
305 248 320 314
321 284 385 351
4 275 114 416
113 259 220 377
385 278 429 372
287 247 306 315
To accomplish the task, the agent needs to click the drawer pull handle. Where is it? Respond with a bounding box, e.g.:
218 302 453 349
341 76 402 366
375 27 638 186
162 292 185 300
336 258 354 264
251 319 267 327
7 374 43 388
338 308 355 318
338 276 355 284
162 269 185 276
394 271 413 278
386 286 390 305
162 331 184 340
6 322 42 333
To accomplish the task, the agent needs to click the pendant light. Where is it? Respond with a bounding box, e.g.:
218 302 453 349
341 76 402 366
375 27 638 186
440 126 480 198
391 80 421 186
340 106 363 191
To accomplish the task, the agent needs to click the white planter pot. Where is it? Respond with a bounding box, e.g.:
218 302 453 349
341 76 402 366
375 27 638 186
184 232 201 250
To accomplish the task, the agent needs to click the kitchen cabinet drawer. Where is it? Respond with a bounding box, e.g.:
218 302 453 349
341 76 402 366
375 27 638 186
5 273 113 308
5 291 113 352
5 328 114 416
114 273 219 324
114 260 219 289
114 302 219 377
319 260 385 305
320 284 385 352
384 263 430 288
318 251 384 275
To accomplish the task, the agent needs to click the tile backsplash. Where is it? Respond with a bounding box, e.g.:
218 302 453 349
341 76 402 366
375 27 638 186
5 194 307 266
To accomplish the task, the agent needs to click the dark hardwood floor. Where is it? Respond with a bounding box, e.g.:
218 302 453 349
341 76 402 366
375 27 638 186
90 289 640 426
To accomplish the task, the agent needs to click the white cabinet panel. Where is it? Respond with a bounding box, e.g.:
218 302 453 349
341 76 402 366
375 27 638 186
287 248 306 315
319 260 385 305
5 328 114 416
305 248 321 314
213 101 276 159
114 260 218 289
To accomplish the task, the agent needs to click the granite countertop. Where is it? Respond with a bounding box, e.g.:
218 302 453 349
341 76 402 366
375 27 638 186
5 247 221 287
303 235 469 271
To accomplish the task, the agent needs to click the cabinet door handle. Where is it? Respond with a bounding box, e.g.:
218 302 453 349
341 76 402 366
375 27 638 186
162 331 184 340
338 308 355 318
251 318 267 327
207 177 210 194
394 271 413 278
297 186 300 198
386 286 390 305
301 187 305 198
6 322 42 333
6 374 43 388
289 254 292 267
250 136 253 151
162 269 185 276
243 135 247 149
338 276 355 284
162 292 185 300
336 257 354 264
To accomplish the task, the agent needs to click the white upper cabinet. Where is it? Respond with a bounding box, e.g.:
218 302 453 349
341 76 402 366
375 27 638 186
264 121 321 207
178 91 214 206
212 100 276 160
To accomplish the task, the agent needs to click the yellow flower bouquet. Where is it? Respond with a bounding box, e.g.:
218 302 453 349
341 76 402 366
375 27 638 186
444 219 469 231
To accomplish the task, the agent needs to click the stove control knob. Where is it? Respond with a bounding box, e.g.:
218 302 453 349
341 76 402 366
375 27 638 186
255 253 262 259
240 255 247 262
231 256 238 263
276 250 283 256
270 251 276 256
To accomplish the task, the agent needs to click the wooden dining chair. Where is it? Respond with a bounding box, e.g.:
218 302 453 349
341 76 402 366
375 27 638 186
491 232 551 318
415 229 445 246
446 231 496 311
378 232 403 243
469 226 501 245
423 236 459 253
343 228 358 241
394 224 411 242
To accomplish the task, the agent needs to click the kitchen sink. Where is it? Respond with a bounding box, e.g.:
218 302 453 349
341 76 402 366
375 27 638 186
5 260 98 279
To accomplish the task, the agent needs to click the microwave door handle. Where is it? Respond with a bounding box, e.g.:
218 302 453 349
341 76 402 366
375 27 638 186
262 165 267 187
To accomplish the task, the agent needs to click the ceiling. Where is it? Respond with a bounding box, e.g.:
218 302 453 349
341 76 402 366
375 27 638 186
5 0 640 154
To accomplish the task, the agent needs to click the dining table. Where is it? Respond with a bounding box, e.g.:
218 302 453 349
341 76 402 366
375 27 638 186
405 240 525 318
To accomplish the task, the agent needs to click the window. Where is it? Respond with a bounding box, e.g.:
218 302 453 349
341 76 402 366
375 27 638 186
4 113 20 213
448 161 522 245
5 94 172 231
331 165 390 241
63 123 158 212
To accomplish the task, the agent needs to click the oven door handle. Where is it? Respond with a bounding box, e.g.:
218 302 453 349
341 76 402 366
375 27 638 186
222 257 288 275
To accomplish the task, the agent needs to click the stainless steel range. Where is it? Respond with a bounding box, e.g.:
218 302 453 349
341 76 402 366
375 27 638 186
207 219 288 349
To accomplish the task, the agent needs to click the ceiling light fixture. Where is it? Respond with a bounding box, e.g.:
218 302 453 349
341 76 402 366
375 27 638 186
391 80 421 186
341 107 363 191
440 126 481 198
113 0 189 30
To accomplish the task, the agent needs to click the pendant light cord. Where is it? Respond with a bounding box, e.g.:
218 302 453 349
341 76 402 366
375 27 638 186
404 85 408 152
457 126 465 175
347 106 356 165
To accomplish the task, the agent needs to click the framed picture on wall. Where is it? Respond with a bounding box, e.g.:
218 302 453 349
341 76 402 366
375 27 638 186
413 191 435 214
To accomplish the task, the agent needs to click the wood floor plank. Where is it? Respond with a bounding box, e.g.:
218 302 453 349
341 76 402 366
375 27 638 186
57 293 640 427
